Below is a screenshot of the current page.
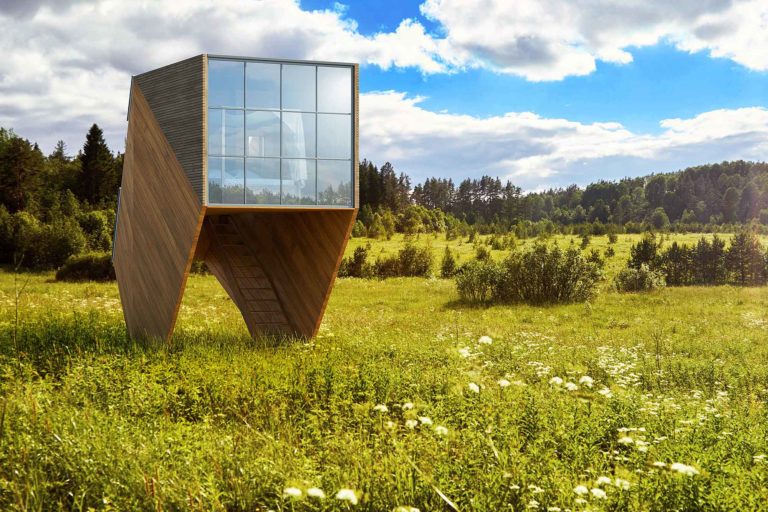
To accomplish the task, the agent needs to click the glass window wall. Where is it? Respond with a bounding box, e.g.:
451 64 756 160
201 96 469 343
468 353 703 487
207 57 353 207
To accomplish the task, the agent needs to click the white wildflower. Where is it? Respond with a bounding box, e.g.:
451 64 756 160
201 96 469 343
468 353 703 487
385 421 395 429
617 436 634 445
307 487 326 499
498 379 511 388
573 485 589 495
335 488 359 505
402 402 414 410
547 508 562 512
754 454 766 462
574 498 587 505
419 416 433 426
528 484 544 494
565 382 579 392
373 404 388 413
468 382 480 393
591 488 607 499
595 476 612 486
527 499 540 509
458 347 472 358
614 478 631 490
405 419 419 429
478 335 493 345
394 507 420 512
670 463 699 476
283 487 302 498
434 425 448 436
598 387 613 398
549 376 564 386
579 375 594 388
652 461 667 468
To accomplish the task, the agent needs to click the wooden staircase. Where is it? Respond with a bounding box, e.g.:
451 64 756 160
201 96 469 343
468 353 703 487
203 216 292 335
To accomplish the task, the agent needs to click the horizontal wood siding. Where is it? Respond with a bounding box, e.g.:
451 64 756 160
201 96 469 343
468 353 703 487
134 55 204 200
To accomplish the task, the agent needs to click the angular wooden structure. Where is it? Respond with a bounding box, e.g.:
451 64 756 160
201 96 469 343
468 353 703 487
114 55 358 341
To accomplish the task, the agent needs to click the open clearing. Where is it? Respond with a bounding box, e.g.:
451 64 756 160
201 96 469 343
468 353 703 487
1 234 767 510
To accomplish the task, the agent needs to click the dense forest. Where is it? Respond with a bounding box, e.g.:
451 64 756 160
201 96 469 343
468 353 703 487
0 124 766 270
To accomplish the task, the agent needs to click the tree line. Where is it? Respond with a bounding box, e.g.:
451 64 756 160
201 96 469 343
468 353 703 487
1 122 768 271
359 159 768 235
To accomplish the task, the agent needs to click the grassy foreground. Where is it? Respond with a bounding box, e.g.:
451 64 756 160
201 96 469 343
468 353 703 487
1 235 768 510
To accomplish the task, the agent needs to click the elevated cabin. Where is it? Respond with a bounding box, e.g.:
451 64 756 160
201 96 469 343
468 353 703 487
113 55 359 341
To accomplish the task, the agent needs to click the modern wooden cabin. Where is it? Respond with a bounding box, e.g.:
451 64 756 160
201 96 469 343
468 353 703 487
113 55 359 341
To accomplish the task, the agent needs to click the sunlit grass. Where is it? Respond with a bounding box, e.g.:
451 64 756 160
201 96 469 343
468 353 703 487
1 233 767 510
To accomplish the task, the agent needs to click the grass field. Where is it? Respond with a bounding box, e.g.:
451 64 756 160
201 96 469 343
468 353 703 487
1 234 768 510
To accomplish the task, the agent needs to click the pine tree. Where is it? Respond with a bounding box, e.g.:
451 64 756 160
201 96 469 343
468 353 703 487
440 246 457 278
0 134 44 212
78 124 115 206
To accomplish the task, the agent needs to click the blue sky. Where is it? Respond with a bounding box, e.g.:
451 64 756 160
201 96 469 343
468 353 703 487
0 0 766 189
303 0 768 134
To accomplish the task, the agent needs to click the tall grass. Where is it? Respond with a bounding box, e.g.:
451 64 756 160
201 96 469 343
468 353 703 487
0 234 767 510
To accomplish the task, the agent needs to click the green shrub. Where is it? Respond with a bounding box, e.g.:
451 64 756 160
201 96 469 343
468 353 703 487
614 264 666 292
36 218 87 268
605 246 616 258
395 243 432 277
496 244 602 304
440 246 457 278
475 245 491 262
373 255 400 278
608 232 618 244
55 252 115 282
351 220 367 238
455 260 501 303
339 246 373 278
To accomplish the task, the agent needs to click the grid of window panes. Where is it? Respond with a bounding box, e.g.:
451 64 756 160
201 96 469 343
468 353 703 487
207 57 353 206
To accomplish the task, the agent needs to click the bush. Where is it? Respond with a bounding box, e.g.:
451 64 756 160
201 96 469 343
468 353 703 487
456 244 603 305
351 220 367 238
78 210 113 251
35 218 87 268
608 232 618 244
371 244 433 278
455 260 500 303
605 246 615 258
395 243 432 277
475 245 491 262
614 264 666 292
338 246 373 278
496 244 603 304
55 252 115 282
440 246 457 278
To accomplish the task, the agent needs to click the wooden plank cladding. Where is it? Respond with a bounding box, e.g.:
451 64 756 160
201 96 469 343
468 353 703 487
114 82 204 341
134 55 205 201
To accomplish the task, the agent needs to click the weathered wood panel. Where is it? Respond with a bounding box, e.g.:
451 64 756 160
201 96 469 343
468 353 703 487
134 55 205 200
114 82 204 341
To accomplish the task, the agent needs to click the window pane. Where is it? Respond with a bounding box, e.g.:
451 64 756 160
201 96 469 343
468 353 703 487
208 59 244 108
246 111 280 157
281 64 315 111
317 160 352 206
246 158 280 204
221 157 245 204
246 62 280 109
208 156 223 203
317 114 351 159
281 112 315 158
208 109 244 156
317 66 351 113
282 159 316 205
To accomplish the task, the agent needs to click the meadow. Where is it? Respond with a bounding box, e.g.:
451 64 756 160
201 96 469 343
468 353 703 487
1 234 767 511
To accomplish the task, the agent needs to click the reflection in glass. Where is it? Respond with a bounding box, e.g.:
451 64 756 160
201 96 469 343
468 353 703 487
281 65 315 111
208 156 223 204
221 157 245 203
317 160 352 206
317 66 351 113
208 109 244 156
281 112 315 158
246 158 280 204
246 62 280 109
246 111 280 157
282 159 316 205
208 59 244 108
317 114 351 159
